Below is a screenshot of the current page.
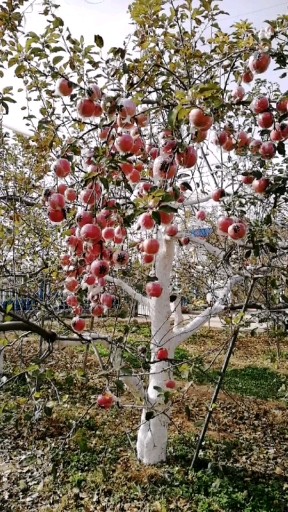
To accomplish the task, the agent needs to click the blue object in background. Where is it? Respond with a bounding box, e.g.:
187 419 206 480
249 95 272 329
191 227 213 238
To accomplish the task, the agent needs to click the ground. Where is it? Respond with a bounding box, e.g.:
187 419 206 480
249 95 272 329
0 324 287 511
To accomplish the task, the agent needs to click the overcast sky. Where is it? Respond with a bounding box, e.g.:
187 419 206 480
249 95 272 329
3 0 288 133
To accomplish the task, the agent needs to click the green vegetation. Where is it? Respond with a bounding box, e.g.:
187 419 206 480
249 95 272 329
1 328 287 510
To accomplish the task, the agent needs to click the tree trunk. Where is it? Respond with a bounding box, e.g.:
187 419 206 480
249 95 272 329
136 407 170 464
136 356 174 464
137 237 175 464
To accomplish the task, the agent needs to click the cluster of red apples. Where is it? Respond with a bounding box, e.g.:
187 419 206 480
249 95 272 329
45 47 287 334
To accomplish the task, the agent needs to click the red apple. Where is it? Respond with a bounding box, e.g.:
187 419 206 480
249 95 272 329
196 210 207 221
146 281 163 298
258 112 274 129
250 96 270 114
56 78 74 96
97 393 114 409
218 216 234 234
48 193 65 210
252 177 270 194
165 380 176 389
91 259 110 277
157 348 169 360
80 223 102 241
165 224 178 237
87 83 102 101
77 99 95 118
242 69 254 84
143 239 160 255
115 134 134 153
54 158 71 178
71 317 86 333
100 292 115 308
212 188 225 202
249 52 271 74
176 146 197 168
160 211 174 225
259 142 276 160
139 213 155 230
276 97 288 113
48 209 65 223
241 175 254 185
227 222 247 240
91 304 105 317
142 253 155 265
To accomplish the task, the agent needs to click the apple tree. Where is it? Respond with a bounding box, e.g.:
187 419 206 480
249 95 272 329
1 0 288 464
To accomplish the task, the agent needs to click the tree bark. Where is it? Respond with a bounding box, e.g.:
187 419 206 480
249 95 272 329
137 237 175 464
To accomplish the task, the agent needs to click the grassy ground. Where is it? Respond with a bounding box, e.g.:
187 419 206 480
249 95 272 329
1 325 288 511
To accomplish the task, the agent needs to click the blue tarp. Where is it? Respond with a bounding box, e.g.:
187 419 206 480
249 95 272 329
191 227 213 238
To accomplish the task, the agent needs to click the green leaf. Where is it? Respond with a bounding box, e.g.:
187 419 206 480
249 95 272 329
4 315 13 322
158 205 178 213
2 96 16 104
8 57 18 68
44 405 53 417
152 211 161 225
167 105 182 129
94 35 104 48
73 428 89 452
115 379 125 392
6 303 13 313
26 31 40 40
233 312 244 325
1 101 8 115
2 86 13 94
52 17 64 28
179 363 190 379
14 64 26 77
147 275 158 283
164 391 171 404
52 56 64 66
277 141 286 157
27 364 40 373
185 405 191 420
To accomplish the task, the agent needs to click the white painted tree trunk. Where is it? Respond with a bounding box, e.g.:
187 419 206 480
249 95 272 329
136 237 176 464
135 236 243 464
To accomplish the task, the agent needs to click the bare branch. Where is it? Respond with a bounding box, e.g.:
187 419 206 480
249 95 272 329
0 321 33 333
0 195 37 207
106 275 150 308
0 307 57 343
189 236 224 259
182 194 212 207
171 275 244 347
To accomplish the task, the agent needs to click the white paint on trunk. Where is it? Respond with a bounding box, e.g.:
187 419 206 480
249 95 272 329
136 240 243 463
136 407 170 464
106 275 150 308
171 295 184 327
171 275 244 347
137 236 176 464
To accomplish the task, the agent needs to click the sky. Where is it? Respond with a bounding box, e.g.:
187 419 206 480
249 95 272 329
3 0 288 133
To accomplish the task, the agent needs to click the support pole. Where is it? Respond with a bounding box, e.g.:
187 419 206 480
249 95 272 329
190 279 256 470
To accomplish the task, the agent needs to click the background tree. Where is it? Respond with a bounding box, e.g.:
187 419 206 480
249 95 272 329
1 0 288 465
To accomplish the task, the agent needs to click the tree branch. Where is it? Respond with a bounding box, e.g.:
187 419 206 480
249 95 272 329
182 194 212 207
0 307 57 343
0 195 37 207
106 275 150 308
189 236 224 259
171 275 243 347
